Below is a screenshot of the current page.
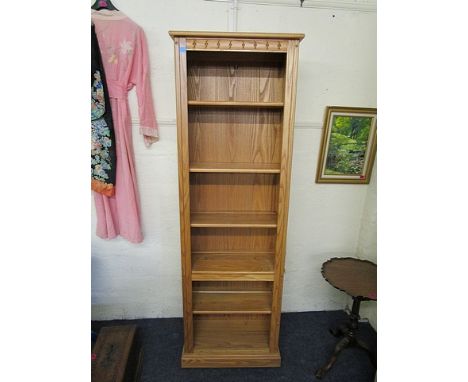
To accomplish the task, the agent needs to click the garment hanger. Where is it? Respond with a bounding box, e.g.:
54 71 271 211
91 0 119 11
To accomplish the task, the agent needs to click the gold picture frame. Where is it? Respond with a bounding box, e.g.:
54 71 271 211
316 106 377 184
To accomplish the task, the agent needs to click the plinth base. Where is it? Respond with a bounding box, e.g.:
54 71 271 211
181 347 281 368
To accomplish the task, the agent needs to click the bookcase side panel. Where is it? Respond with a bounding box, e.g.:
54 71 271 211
269 40 301 352
175 37 194 353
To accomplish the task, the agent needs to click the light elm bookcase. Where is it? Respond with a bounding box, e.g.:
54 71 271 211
169 31 304 368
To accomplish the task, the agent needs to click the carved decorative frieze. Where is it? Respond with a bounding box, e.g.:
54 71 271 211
186 38 287 52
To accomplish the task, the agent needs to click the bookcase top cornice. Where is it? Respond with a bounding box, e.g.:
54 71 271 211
169 30 305 41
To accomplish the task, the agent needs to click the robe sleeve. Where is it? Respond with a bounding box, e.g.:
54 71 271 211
130 27 159 147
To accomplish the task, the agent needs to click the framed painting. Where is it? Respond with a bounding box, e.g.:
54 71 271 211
316 106 377 184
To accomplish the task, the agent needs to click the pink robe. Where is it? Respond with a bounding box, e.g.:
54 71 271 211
92 10 158 243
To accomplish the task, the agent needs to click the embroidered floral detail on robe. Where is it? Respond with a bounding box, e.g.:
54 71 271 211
91 24 116 197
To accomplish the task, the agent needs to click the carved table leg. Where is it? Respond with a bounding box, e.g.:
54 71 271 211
315 336 351 379
329 322 350 338
355 338 377 368
315 297 376 379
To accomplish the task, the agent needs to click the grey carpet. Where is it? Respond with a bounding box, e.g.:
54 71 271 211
92 310 376 382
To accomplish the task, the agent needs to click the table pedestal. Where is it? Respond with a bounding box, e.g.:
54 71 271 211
315 297 376 379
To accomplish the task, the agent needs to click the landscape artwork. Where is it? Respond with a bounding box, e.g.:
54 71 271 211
316 107 377 184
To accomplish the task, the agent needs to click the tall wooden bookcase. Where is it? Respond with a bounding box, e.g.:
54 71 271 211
170 31 304 368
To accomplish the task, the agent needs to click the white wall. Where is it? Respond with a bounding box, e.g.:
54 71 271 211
92 0 377 320
356 164 377 329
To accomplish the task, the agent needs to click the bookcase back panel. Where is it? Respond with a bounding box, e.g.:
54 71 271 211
190 173 279 213
193 314 271 352
193 281 273 292
192 290 273 314
187 51 286 103
191 227 276 252
189 108 282 164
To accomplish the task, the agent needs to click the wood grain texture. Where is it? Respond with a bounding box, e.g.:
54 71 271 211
269 40 300 352
174 37 194 352
186 38 288 52
169 30 305 41
191 227 276 252
322 257 377 299
191 212 277 228
193 291 272 314
189 107 283 165
188 51 285 103
189 162 281 173
181 353 280 368
192 315 270 352
193 281 273 292
172 31 302 367
188 101 284 107
192 252 275 281
188 51 286 63
169 30 304 40
190 173 279 213
91 325 139 382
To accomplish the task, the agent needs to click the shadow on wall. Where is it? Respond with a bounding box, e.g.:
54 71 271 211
91 255 103 307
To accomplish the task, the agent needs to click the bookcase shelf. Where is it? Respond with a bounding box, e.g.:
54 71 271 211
191 315 271 354
193 281 273 292
172 31 303 368
189 162 281 174
192 252 275 281
193 291 272 314
188 100 284 108
190 212 277 228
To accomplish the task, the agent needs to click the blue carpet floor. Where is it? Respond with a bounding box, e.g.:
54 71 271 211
92 310 376 382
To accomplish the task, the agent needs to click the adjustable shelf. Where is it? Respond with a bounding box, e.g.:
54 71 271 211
188 100 284 108
190 212 277 228
193 281 273 292
193 291 272 314
189 162 281 174
191 252 275 281
171 31 303 368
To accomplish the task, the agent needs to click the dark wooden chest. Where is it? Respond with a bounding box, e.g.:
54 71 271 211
92 325 141 382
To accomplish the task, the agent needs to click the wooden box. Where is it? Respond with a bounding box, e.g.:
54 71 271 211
91 325 142 382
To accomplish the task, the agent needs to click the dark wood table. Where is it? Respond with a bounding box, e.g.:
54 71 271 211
315 257 377 379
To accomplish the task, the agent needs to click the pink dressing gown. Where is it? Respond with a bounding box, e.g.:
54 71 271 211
92 10 158 243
